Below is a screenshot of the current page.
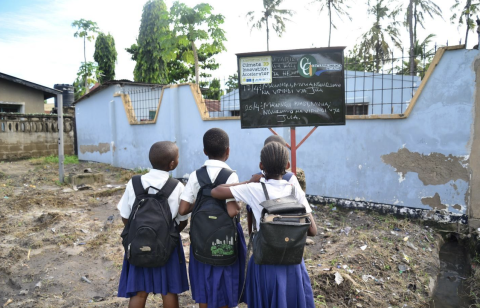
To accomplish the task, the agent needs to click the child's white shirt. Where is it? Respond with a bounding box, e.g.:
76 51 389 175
117 169 189 224
181 159 239 203
230 178 312 231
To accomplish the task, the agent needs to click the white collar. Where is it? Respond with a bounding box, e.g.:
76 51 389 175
203 159 232 170
260 178 289 185
146 169 170 177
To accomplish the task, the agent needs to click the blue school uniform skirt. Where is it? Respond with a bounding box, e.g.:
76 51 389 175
245 257 315 308
117 245 189 298
189 222 247 307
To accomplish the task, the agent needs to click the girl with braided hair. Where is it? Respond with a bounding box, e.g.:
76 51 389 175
211 142 317 308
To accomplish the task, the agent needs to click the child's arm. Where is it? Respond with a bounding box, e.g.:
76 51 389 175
178 220 188 232
307 213 317 236
122 218 128 226
211 173 262 200
226 201 240 218
247 211 253 235
178 200 194 216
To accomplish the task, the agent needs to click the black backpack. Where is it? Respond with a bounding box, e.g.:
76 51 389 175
252 182 311 265
120 175 181 268
190 167 238 266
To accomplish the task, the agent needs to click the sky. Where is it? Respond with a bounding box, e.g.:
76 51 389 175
0 0 471 91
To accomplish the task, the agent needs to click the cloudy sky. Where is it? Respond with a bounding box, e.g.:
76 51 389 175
0 0 470 91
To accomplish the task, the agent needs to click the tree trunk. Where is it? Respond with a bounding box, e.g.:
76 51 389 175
408 0 415 76
328 0 332 47
266 14 270 51
466 0 472 47
413 1 417 44
84 36 89 94
192 41 199 85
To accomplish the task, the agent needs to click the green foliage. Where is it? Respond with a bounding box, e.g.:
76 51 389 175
129 0 173 84
357 0 402 72
43 155 79 165
204 78 223 100
391 34 436 78
170 1 227 84
451 0 480 32
94 33 117 83
72 19 99 42
246 0 294 50
345 45 376 72
73 62 102 100
166 44 220 83
225 73 239 93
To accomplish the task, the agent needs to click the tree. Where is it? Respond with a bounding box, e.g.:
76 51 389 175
73 62 102 100
357 0 402 73
246 0 294 51
94 33 117 83
405 0 442 75
128 0 173 84
451 0 480 46
165 44 221 84
204 78 223 100
345 45 376 72
390 34 435 78
225 73 239 93
311 0 351 47
170 2 227 85
72 19 99 94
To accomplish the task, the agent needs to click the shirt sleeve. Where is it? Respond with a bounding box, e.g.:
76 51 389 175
180 171 197 204
174 183 190 223
230 183 255 206
117 180 136 219
292 182 312 213
225 172 239 202
288 175 300 186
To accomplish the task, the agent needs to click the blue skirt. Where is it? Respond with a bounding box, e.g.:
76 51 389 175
245 257 315 308
117 245 189 298
189 222 247 307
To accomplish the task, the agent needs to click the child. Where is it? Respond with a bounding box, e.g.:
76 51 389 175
246 135 303 235
117 141 189 308
178 128 247 308
211 142 317 308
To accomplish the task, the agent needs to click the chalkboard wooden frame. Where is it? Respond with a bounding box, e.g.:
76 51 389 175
236 47 346 129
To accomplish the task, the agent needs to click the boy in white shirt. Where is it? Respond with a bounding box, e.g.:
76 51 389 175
178 128 246 308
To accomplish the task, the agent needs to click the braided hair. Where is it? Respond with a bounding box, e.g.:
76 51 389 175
260 142 289 179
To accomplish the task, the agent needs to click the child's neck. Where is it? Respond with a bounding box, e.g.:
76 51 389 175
265 175 282 181
208 156 227 162
153 167 172 172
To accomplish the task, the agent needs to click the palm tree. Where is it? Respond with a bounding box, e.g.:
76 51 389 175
246 0 294 51
451 0 480 47
311 0 351 47
393 34 436 78
406 0 442 75
357 0 402 73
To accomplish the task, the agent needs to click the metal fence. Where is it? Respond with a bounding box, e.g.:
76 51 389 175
121 43 454 121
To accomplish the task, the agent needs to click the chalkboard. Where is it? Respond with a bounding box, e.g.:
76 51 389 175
237 47 346 129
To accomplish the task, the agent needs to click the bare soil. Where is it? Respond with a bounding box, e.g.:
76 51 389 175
0 159 442 307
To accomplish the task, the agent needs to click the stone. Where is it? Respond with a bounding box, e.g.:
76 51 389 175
66 173 104 186
306 238 315 245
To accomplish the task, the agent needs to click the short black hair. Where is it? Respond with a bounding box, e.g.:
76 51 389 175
261 142 289 179
203 128 229 159
264 135 287 147
149 141 178 170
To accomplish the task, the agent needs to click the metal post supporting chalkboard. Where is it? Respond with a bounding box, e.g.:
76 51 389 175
268 126 318 176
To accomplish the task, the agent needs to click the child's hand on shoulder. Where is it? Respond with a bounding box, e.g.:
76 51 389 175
249 173 263 183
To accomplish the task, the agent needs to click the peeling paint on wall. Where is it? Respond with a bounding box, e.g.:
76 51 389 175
79 143 110 154
421 193 447 210
381 148 469 185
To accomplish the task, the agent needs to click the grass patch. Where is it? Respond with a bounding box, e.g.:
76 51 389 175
43 155 79 164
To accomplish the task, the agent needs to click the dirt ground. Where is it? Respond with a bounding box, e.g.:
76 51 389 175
0 158 442 307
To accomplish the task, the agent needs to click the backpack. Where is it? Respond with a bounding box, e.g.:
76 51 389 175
252 182 311 265
190 167 238 266
120 175 180 268
246 172 294 212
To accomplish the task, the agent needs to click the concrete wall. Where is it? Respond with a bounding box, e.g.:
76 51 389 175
0 79 44 114
0 114 75 160
75 48 479 221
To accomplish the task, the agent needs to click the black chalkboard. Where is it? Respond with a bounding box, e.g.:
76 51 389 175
237 47 346 129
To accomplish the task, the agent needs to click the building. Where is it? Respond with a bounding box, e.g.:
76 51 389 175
0 72 60 114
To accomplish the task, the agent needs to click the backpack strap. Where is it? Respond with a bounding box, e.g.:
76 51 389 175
132 175 146 197
196 166 212 187
159 177 180 198
282 172 294 182
260 182 270 200
213 168 234 186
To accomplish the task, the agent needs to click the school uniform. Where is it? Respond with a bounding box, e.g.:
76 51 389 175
230 178 315 308
117 169 189 298
181 159 247 307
